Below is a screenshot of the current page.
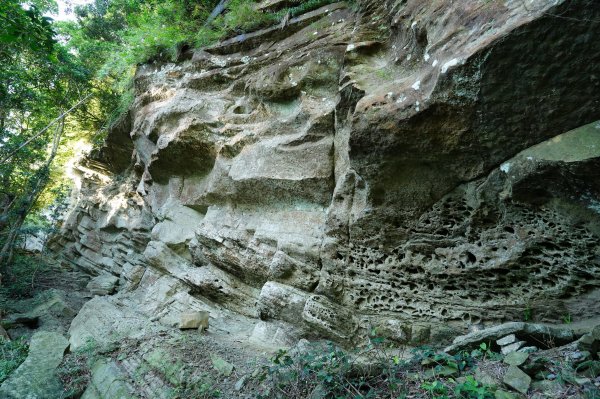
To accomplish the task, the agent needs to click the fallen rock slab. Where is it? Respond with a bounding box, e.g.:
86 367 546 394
501 341 526 355
0 331 68 399
503 365 531 394
445 322 575 353
504 351 529 366
497 334 517 346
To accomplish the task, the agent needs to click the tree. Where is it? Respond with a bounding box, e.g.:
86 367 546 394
0 1 92 270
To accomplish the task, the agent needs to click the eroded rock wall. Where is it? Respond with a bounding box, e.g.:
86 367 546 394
55 0 600 345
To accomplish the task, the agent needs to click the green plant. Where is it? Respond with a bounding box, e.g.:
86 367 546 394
469 342 501 362
0 336 29 384
562 313 572 324
421 380 449 397
523 305 533 321
452 375 494 399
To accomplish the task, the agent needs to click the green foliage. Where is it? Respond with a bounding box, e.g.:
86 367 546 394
452 375 494 399
71 0 341 113
523 305 532 321
0 337 29 384
57 338 99 398
0 254 49 298
422 379 449 396
252 339 499 399
0 0 99 270
255 342 371 398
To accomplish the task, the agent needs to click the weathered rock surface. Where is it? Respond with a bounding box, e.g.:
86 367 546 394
0 331 68 399
53 0 600 345
503 365 531 394
81 359 137 399
179 311 209 330
87 273 119 296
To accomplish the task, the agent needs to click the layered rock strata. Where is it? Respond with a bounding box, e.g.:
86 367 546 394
54 0 600 345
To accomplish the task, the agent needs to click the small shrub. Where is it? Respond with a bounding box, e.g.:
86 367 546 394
0 337 29 384
453 375 494 399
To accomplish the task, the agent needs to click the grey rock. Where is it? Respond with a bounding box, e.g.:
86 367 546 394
234 375 248 391
504 351 529 366
575 377 592 386
82 359 137 399
178 311 209 330
503 366 531 394
497 334 517 346
211 355 234 376
495 390 519 399
0 331 68 399
502 341 527 355
446 323 574 353
69 296 149 350
518 346 538 353
87 274 119 296
475 368 499 388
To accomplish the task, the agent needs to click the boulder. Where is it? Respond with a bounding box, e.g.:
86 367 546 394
69 296 150 350
178 311 209 331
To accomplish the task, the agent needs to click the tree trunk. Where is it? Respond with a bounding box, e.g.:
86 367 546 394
0 116 64 271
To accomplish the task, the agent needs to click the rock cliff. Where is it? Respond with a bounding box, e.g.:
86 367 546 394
53 0 600 346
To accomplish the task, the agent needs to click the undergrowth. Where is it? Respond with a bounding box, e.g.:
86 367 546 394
0 337 29 384
252 337 498 399
0 254 49 299
57 338 100 399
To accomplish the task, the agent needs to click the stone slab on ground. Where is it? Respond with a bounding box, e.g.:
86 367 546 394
445 322 574 353
504 351 529 366
497 334 517 346
501 341 527 355
211 354 234 376
0 331 68 399
503 365 531 394
495 390 519 399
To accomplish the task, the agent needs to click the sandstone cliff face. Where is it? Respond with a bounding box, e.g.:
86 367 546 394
55 0 600 345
